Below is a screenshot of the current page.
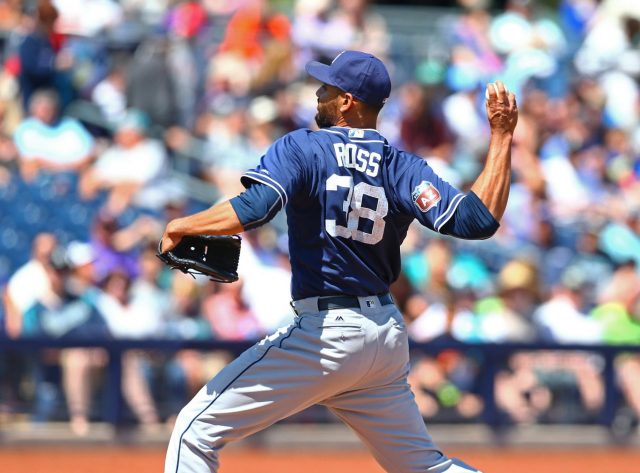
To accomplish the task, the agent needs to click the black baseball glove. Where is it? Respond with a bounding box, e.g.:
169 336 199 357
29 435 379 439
156 235 241 283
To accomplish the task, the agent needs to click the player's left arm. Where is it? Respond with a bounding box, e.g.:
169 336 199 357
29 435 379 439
161 130 310 252
161 200 244 252
161 182 283 252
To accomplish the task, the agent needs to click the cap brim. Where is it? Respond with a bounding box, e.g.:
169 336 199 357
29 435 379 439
305 61 338 87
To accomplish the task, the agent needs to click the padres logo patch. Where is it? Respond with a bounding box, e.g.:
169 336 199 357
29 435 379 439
412 181 441 212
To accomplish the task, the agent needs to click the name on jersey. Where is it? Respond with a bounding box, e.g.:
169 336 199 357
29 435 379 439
412 181 441 212
333 143 381 177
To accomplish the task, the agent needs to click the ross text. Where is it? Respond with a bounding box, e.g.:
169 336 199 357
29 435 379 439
333 143 381 177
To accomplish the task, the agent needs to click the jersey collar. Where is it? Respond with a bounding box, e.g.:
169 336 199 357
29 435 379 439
326 126 385 142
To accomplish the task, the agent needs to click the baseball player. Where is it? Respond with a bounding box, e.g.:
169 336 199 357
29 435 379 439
161 50 518 473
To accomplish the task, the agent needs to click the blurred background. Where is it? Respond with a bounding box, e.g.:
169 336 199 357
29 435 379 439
0 0 639 454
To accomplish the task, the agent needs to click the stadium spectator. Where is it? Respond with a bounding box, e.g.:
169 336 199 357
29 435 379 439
441 49 489 174
79 109 167 214
95 270 161 430
408 350 484 422
489 0 568 98
398 82 453 157
97 269 162 339
1 233 63 423
201 280 262 341
494 352 553 424
126 36 179 128
160 0 212 128
592 262 640 344
0 0 22 35
565 224 614 309
130 243 190 421
236 229 294 332
406 288 485 422
57 242 163 434
291 0 333 66
13 89 94 181
199 95 277 197
598 207 640 269
55 241 107 435
53 0 123 37
164 271 213 399
474 259 539 343
17 0 74 111
451 0 502 79
591 261 640 424
88 212 141 281
321 0 389 61
217 0 290 66
3 232 58 337
531 268 605 422
0 64 23 138
90 64 127 126
573 0 640 77
129 243 173 333
534 267 602 344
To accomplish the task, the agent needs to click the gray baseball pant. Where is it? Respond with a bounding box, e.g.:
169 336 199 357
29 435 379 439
164 295 481 473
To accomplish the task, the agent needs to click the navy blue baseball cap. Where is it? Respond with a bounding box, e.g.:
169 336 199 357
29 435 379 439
306 51 391 107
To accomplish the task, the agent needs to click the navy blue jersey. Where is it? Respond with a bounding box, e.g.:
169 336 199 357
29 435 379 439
241 126 464 300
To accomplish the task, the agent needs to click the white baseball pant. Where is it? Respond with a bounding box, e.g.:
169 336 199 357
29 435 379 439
164 294 481 473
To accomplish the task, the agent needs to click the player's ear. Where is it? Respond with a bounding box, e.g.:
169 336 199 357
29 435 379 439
340 92 355 113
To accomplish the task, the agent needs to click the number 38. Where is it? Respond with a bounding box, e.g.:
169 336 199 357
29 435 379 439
325 174 388 245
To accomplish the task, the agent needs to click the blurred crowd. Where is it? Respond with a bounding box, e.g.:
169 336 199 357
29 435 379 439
0 0 639 435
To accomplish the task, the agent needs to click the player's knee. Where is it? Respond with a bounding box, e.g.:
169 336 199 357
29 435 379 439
173 406 227 450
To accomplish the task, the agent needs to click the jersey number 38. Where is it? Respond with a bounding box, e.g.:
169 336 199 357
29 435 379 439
325 174 388 245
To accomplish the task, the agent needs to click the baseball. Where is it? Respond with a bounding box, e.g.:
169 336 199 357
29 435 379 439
486 83 509 101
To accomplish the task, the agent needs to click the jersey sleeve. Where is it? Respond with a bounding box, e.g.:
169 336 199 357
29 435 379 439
395 156 466 233
240 129 312 207
229 182 283 231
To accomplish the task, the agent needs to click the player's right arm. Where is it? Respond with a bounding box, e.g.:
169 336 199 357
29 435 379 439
469 81 518 222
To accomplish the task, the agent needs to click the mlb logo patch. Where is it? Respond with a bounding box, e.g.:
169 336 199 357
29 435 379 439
412 181 441 212
348 129 365 139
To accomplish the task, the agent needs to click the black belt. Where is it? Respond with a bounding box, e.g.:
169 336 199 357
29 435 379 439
316 293 393 311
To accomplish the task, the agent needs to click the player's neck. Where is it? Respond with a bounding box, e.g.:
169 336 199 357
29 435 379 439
336 115 378 130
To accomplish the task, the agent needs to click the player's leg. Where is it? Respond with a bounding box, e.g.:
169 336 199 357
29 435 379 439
324 305 482 473
165 313 369 473
327 378 482 473
165 324 310 473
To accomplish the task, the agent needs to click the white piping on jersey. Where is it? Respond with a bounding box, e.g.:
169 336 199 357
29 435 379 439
427 459 452 471
242 171 288 207
435 193 465 232
319 129 345 136
330 126 380 132
350 139 385 143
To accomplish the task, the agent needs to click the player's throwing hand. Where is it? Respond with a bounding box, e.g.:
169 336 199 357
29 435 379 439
485 81 518 135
